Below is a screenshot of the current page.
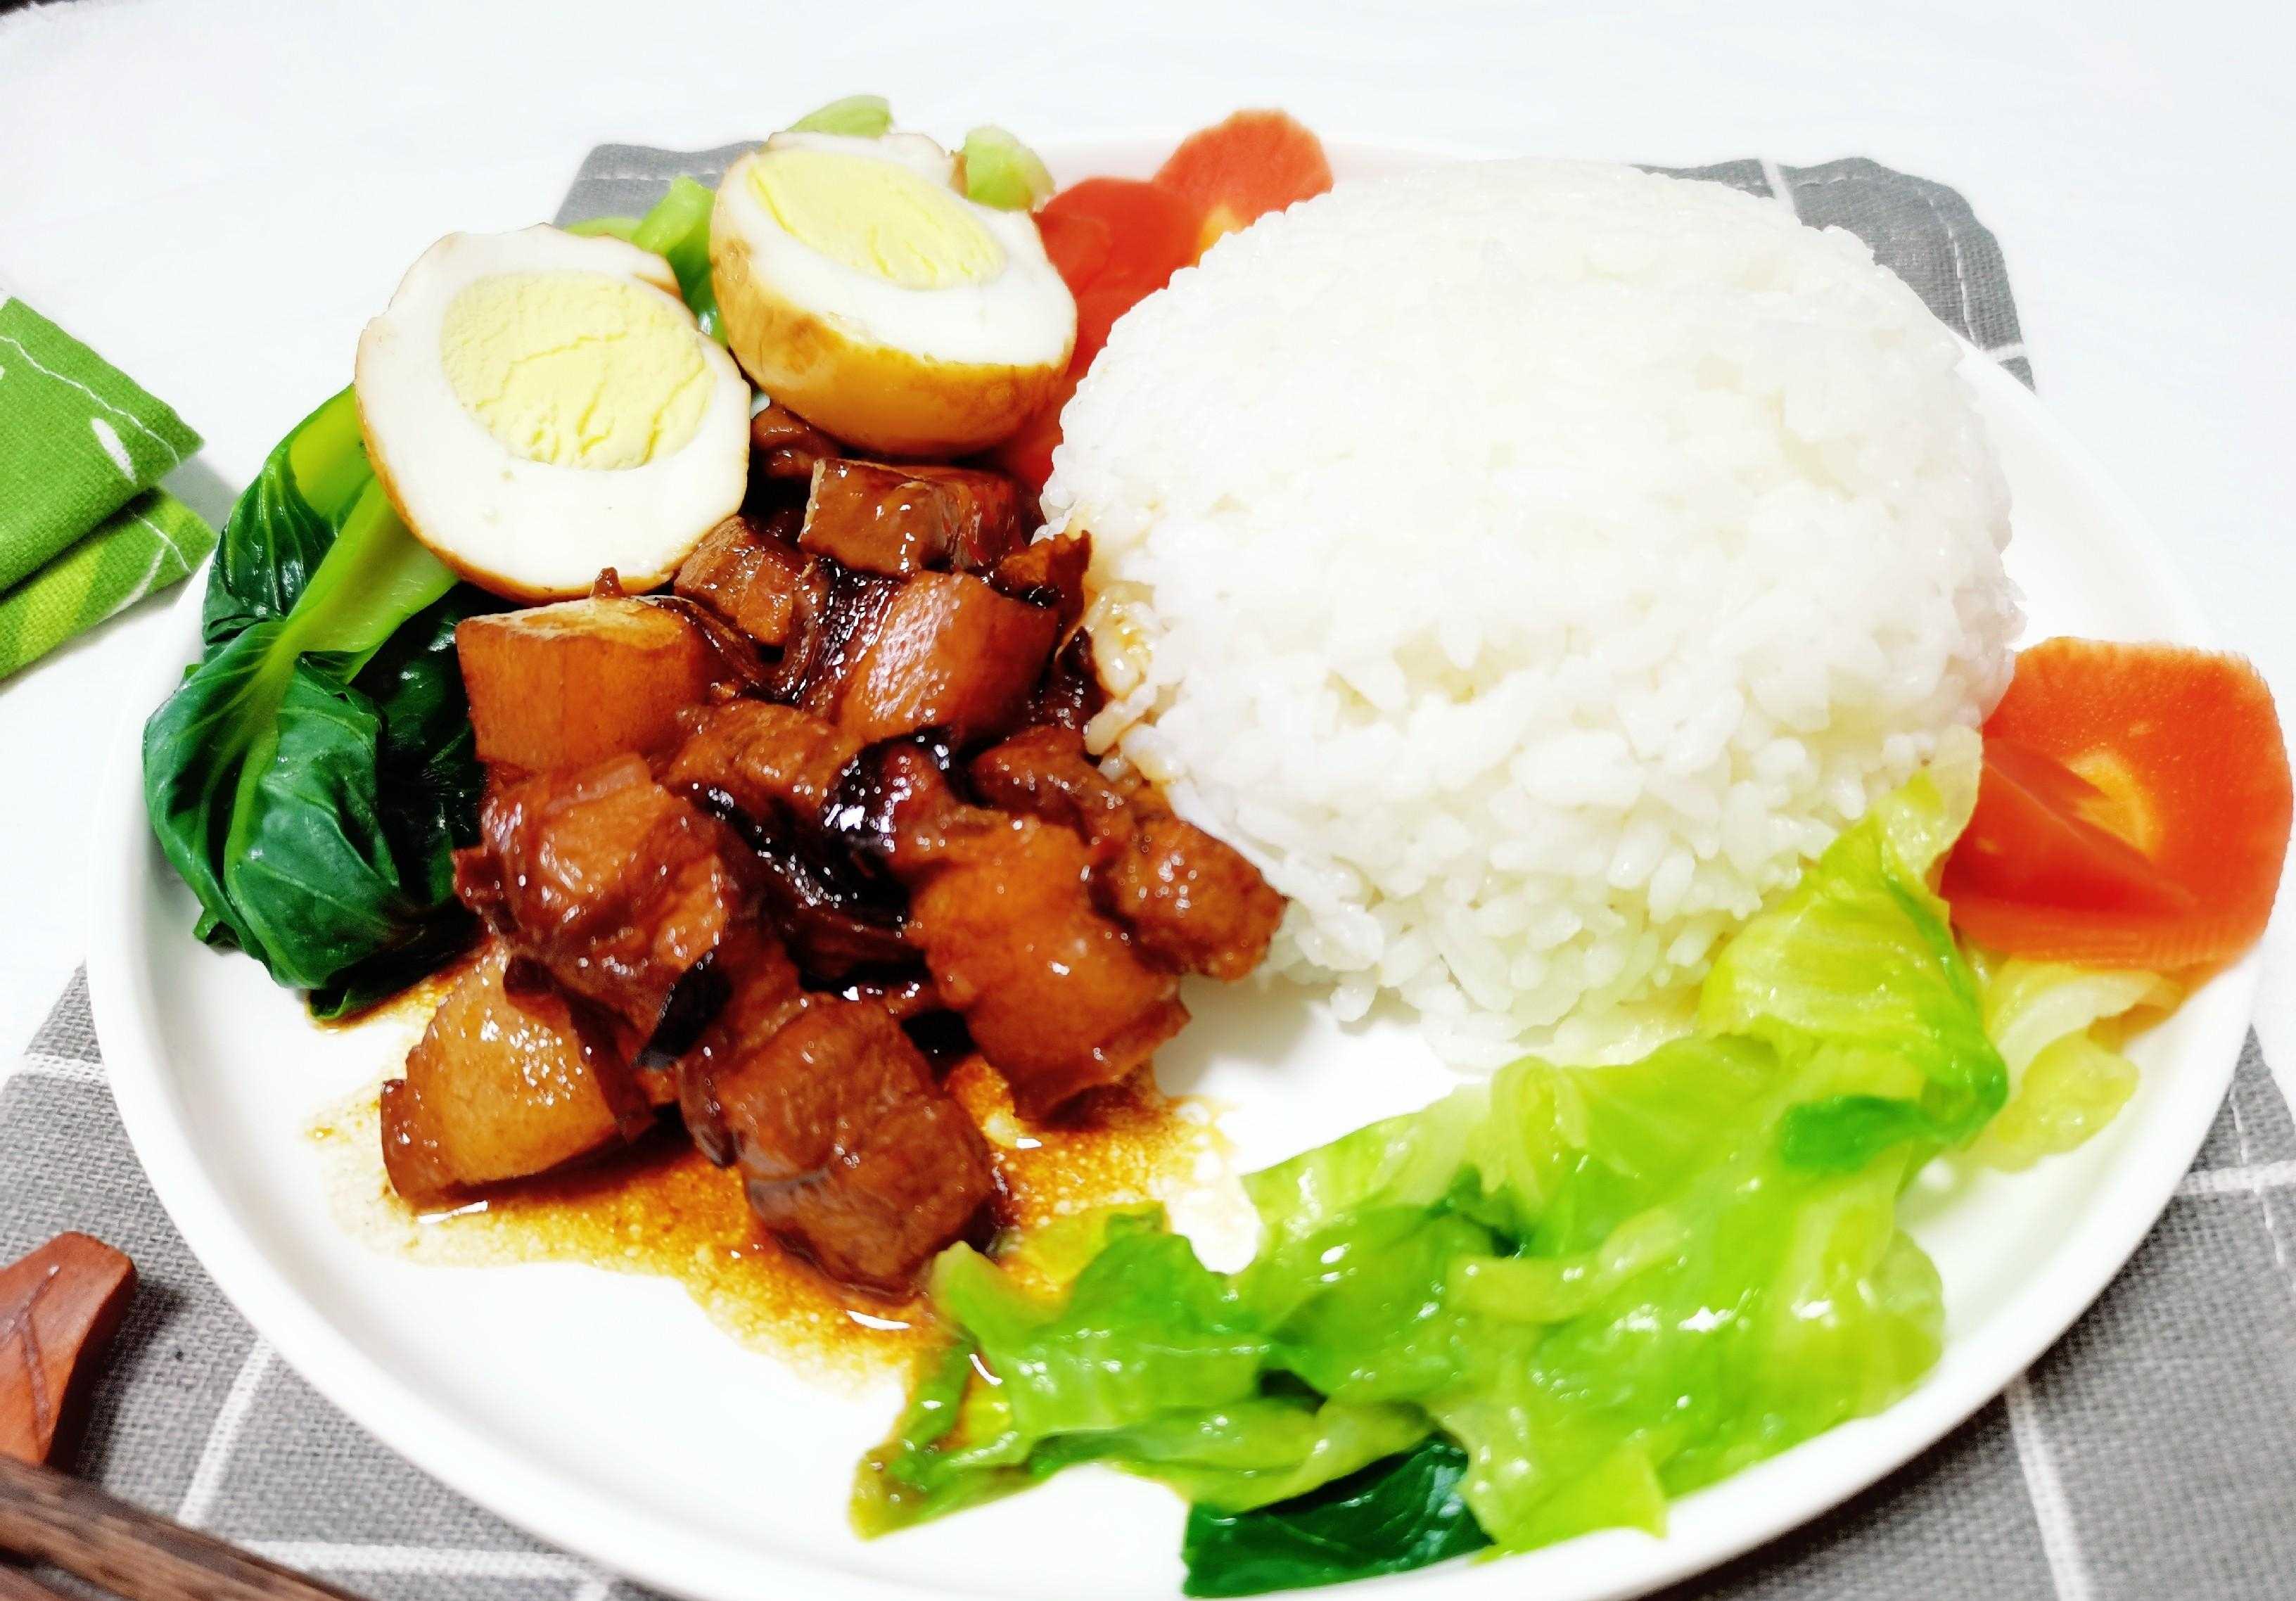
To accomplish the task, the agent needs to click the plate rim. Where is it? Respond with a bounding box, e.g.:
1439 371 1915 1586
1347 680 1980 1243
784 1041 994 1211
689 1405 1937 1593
86 149 2250 1601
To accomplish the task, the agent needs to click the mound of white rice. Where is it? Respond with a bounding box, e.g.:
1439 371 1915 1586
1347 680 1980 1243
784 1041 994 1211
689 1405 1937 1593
1042 159 2020 1069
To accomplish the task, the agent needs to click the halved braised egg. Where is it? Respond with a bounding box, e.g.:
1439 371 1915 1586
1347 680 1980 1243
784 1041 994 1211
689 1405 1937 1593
355 226 751 601
711 129 1076 457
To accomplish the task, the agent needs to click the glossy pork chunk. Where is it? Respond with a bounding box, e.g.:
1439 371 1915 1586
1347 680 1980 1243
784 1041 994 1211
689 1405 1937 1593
853 741 1189 1118
970 727 1285 982
798 461 1026 577
662 703 905 979
381 945 651 1206
384 430 1282 1294
675 929 994 1291
674 516 810 649
454 755 742 1034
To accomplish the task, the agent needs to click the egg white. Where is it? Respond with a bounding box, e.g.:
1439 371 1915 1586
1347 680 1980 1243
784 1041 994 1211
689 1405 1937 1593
356 225 751 601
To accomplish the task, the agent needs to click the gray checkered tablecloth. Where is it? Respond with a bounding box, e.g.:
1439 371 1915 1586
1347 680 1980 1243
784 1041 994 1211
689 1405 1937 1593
6 147 2292 1600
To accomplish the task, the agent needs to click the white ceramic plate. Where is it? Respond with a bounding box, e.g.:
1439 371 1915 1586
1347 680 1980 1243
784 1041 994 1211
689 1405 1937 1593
89 139 2253 1601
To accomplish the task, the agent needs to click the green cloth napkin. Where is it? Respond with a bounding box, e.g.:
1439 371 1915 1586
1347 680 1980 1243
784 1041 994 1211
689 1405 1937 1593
0 298 216 678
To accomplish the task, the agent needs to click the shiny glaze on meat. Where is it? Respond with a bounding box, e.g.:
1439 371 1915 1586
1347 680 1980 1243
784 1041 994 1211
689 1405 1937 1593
836 573 1060 746
674 516 810 648
842 741 1190 1118
672 926 994 1291
322 1055 1223 1386
799 461 1026 577
971 727 1284 981
454 756 743 1034
659 702 910 980
381 425 1284 1299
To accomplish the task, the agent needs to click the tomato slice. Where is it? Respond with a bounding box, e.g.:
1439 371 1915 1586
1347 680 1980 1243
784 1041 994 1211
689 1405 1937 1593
1154 109 1334 257
1941 638 2292 969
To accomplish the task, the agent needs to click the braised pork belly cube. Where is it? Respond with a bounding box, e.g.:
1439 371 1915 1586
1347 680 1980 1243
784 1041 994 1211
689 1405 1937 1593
853 744 1188 1118
839 573 1061 748
671 923 809 1164
988 530 1092 635
674 514 810 648
774 562 904 718
1101 809 1286 981
381 944 651 1206
971 727 1284 981
716 1000 993 1292
749 401 843 483
799 461 1026 578
968 724 1133 841
456 755 744 1033
456 597 717 772
675 926 993 1292
662 701 865 822
661 703 910 980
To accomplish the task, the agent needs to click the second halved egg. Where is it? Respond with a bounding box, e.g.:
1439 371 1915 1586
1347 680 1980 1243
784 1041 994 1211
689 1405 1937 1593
711 129 1077 457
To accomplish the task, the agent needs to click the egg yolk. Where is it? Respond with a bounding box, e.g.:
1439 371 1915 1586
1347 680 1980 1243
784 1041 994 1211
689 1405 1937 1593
750 148 1005 290
439 272 712 470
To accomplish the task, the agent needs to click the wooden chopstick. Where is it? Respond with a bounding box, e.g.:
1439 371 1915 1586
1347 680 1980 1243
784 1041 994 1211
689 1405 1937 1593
0 1564 75 1600
0 1453 370 1601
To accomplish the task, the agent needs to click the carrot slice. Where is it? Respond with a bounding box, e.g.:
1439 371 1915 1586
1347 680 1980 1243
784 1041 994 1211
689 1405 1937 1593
1034 208 1111 295
1041 179 1201 298
988 369 1076 514
997 180 1204 491
1154 109 1334 257
1941 638 2292 969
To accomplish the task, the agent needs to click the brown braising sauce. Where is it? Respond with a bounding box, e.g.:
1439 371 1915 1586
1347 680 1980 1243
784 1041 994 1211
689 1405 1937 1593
313 1051 1223 1388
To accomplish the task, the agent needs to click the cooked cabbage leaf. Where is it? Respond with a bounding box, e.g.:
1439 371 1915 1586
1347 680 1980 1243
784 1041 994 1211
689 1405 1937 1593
1963 952 2164 1171
1179 1439 1491 1597
855 744 2006 1587
1700 728 2007 1170
856 734 2161 1595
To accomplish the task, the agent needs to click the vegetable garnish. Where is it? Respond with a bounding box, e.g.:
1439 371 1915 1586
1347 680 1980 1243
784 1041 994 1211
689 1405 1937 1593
1963 952 2168 1171
787 94 895 138
143 389 497 1016
854 733 2087 1590
961 125 1055 212
1941 638 2292 969
1153 109 1334 258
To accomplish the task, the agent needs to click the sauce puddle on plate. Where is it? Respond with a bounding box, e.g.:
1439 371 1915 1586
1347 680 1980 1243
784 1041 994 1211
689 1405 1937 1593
312 1051 1230 1388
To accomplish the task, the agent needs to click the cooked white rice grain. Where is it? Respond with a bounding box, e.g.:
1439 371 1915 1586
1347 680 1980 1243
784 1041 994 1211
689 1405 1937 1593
1043 159 2019 1069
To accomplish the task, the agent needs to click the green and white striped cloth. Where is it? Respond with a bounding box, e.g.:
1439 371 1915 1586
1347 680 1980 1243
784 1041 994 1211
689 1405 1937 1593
0 297 215 678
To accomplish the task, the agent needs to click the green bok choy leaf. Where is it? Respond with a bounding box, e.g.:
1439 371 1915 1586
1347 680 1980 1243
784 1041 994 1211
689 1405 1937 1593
143 388 497 1016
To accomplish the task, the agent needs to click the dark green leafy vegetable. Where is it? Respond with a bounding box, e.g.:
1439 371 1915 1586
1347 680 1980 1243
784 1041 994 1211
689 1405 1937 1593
1180 1440 1489 1597
857 743 2011 1590
144 389 499 1014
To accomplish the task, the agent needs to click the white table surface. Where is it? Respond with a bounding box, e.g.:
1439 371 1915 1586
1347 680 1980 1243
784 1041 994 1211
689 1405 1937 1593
2 0 2290 1099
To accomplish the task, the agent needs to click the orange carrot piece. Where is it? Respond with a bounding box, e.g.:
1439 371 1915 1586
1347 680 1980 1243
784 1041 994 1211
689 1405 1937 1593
1154 109 1334 257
